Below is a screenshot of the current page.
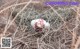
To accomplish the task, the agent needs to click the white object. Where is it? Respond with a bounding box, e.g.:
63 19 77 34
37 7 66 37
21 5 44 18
31 18 50 31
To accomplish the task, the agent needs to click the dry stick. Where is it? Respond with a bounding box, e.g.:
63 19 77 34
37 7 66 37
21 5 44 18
71 32 77 49
12 39 29 49
18 23 64 40
12 7 34 38
23 27 27 32
71 6 80 19
41 42 55 49
4 5 17 38
37 38 40 49
48 4 65 23
0 1 40 14
48 4 70 31
67 8 80 49
72 29 77 49
16 39 28 46
47 4 77 49
40 4 66 41
64 6 79 49
75 36 80 49
40 22 65 42
16 45 21 49
48 3 75 34
12 27 19 39
3 0 19 37
36 8 52 17
0 0 16 10
2 0 32 37
0 1 40 37
63 7 79 49
71 7 80 49
57 6 76 11
12 13 24 39
12 42 21 48
50 12 67 32
65 22 77 49
13 36 29 46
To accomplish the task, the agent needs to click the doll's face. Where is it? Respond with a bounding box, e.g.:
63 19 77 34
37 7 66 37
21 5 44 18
34 22 43 32
36 19 44 28
37 22 42 28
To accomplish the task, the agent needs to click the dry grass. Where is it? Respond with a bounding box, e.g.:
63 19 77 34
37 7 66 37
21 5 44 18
0 0 80 49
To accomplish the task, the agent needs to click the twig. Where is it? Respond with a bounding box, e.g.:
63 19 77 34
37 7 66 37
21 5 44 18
0 1 40 14
2 0 32 36
75 36 80 49
37 38 40 49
